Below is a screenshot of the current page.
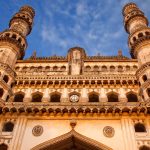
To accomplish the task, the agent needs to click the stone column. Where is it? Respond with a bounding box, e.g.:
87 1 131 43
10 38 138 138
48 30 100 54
143 89 149 101
42 88 49 102
100 88 107 102
10 117 24 150
128 119 137 150
61 88 69 102
15 117 27 150
7 77 13 86
81 88 88 102
121 118 132 150
119 88 127 102
24 88 32 102
2 90 8 101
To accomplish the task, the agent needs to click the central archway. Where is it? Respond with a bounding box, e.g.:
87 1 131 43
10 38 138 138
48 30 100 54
31 130 112 150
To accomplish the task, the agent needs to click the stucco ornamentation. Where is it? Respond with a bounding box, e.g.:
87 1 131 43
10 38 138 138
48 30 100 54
32 125 43 136
103 126 115 138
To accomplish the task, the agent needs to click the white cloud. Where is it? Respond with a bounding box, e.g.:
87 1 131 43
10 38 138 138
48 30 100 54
37 0 150 57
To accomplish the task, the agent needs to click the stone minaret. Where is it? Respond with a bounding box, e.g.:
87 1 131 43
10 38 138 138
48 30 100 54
0 6 35 102
123 3 150 101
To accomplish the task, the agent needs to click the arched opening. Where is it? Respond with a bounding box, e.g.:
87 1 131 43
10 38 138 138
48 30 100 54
138 33 144 38
126 65 130 71
110 66 115 72
133 65 138 70
45 66 50 71
14 92 24 102
18 37 22 43
85 66 91 71
53 66 58 71
32 92 43 102
12 34 17 39
31 130 112 150
145 32 150 36
50 93 61 102
3 75 9 83
134 123 146 132
107 92 119 102
89 92 99 102
118 66 123 72
0 144 8 150
101 66 107 72
93 65 99 71
60 66 66 71
30 66 35 72
0 88 4 98
133 37 136 42
126 92 138 102
22 66 28 72
142 75 147 82
15 66 20 71
139 145 150 150
2 122 14 132
38 66 43 72
5 33 10 37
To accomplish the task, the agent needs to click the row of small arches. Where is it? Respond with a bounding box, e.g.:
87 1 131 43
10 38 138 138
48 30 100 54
15 12 32 23
15 65 138 73
0 32 25 48
15 65 67 72
84 65 138 72
12 91 138 102
130 31 150 45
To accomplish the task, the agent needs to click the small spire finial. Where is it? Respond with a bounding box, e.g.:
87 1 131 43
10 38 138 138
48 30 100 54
32 50 37 58
118 50 122 56
70 119 77 129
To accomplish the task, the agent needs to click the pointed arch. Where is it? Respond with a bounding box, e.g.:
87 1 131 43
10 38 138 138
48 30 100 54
32 91 43 102
2 122 14 132
107 92 119 102
89 92 99 102
126 91 138 102
14 91 25 102
31 130 112 150
50 92 61 102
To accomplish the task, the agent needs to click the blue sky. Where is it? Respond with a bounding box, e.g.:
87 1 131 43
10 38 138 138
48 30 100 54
0 0 150 58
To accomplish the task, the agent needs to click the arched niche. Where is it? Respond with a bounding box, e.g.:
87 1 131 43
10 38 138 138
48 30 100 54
31 130 113 150
50 92 61 102
89 92 99 102
107 92 119 102
126 92 138 102
32 92 43 102
139 146 150 150
2 122 14 132
134 123 146 132
14 92 25 102
0 144 8 150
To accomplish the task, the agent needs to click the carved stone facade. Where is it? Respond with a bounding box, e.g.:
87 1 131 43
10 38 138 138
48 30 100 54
0 2 150 150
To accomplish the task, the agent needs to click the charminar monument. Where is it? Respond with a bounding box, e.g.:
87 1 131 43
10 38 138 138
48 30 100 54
0 2 150 150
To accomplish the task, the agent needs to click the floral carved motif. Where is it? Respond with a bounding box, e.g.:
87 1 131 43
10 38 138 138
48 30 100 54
103 126 115 138
32 125 43 136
